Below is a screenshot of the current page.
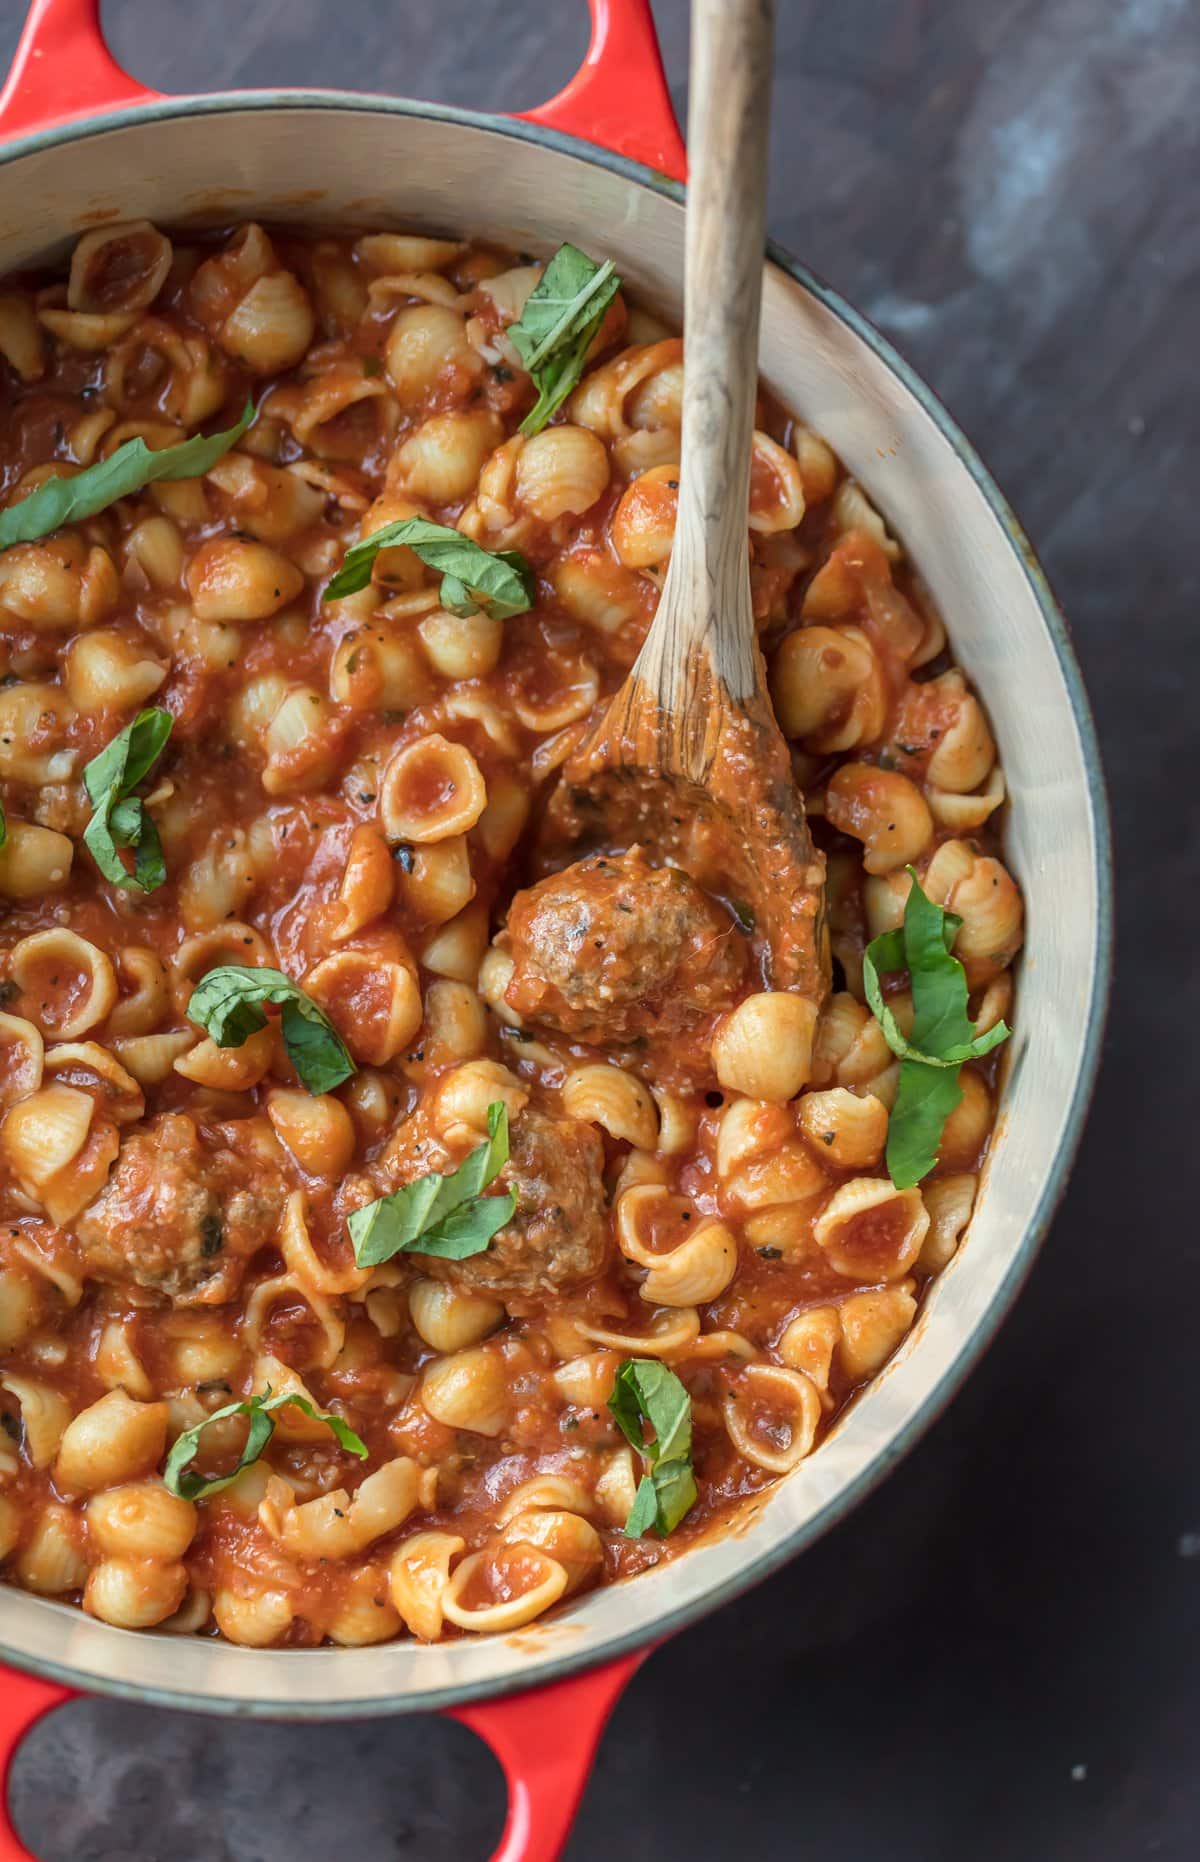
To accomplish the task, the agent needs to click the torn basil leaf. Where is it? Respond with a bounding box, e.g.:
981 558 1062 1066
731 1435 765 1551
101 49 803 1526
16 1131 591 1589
0 402 255 550
884 1061 968 1197
438 572 477 618
609 1359 692 1463
349 1101 515 1267
509 243 622 436
186 965 355 1095
640 1458 699 1537
163 1387 367 1502
623 1474 661 1539
608 1358 696 1539
82 706 173 892
864 867 1012 1189
323 516 534 618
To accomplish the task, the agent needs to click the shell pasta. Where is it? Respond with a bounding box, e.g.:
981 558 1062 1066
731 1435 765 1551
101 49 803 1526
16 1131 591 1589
0 219 1022 1645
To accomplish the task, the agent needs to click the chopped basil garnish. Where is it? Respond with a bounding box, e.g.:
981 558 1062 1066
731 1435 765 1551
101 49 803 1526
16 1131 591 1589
163 1386 367 1501
82 706 173 892
349 1101 515 1267
187 965 355 1095
729 899 755 935
609 1359 692 1462
509 243 622 436
863 866 1012 1190
608 1358 697 1539
622 1474 662 1539
0 402 254 550
323 517 534 619
626 1455 696 1538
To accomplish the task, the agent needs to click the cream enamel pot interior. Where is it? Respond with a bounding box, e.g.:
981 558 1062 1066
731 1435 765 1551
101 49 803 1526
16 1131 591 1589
0 2 1112 1857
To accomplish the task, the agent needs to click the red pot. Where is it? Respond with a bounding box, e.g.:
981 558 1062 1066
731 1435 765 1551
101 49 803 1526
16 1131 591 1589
0 3 1111 1857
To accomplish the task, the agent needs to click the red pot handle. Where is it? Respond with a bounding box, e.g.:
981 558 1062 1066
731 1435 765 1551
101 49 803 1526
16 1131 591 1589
517 0 687 181
451 1648 648 1861
0 1670 77 1861
0 1650 646 1861
0 0 686 179
0 0 161 140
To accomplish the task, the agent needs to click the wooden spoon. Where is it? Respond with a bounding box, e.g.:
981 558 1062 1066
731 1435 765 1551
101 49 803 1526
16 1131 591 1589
544 0 828 1005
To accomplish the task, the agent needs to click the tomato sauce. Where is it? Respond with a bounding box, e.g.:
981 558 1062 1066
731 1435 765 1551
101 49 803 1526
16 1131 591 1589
0 222 1021 1645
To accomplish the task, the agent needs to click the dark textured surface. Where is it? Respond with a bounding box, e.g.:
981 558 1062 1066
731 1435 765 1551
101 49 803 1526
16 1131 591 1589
0 0 1195 1856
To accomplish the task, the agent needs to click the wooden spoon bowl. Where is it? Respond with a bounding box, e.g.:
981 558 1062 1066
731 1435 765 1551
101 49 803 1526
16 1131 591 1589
542 0 827 1010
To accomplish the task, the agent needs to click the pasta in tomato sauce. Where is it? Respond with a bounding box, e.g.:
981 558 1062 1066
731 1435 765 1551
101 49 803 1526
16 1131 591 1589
0 219 1023 1644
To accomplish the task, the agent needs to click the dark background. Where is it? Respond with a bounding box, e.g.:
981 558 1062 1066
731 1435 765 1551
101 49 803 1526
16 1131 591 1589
0 0 1195 1855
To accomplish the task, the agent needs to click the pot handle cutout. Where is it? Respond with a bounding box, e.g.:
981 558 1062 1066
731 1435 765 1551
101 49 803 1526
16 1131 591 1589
0 0 686 180
0 1650 647 1860
0 1670 76 1861
452 1649 648 1862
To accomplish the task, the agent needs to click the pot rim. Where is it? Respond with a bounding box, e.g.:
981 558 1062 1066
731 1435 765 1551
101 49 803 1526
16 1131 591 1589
0 87 1113 1717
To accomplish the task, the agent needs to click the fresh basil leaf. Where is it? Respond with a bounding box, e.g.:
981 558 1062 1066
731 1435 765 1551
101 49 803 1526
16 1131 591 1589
622 1459 698 1541
107 796 142 841
84 708 174 807
83 707 173 811
81 707 173 892
349 1101 515 1266
163 1395 276 1502
103 788 166 890
412 1191 516 1259
438 572 476 618
186 965 355 1095
647 1458 698 1535
863 903 1009 1071
623 1475 661 1540
277 999 356 1097
864 867 1012 1188
490 551 538 610
509 248 617 372
163 1386 367 1501
884 1058 966 1194
508 244 622 436
323 517 535 618
284 1395 366 1459
127 813 166 891
608 1358 692 1464
0 402 255 551
608 1359 696 1537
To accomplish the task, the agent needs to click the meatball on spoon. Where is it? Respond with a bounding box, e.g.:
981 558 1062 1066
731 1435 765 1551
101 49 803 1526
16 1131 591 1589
538 0 828 1037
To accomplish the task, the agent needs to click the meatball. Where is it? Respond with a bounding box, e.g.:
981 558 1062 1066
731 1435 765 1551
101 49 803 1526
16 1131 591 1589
74 1112 288 1305
451 1107 610 1303
503 846 745 1048
383 1104 611 1306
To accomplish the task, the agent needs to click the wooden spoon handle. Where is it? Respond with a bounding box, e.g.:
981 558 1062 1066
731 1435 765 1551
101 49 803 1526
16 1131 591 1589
642 0 775 707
